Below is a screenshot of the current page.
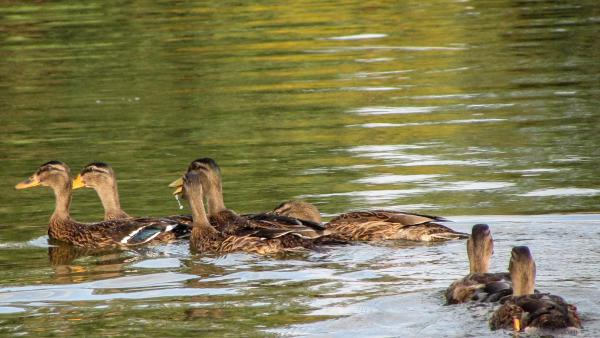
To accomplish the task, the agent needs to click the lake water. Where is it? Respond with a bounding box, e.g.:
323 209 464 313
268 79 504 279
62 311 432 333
1 0 599 336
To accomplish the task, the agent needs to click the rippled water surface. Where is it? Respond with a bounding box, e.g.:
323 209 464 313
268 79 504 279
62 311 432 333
1 0 599 336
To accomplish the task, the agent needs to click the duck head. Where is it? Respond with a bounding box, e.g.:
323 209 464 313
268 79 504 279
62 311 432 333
273 200 322 223
15 161 71 191
509 246 536 296
72 162 116 190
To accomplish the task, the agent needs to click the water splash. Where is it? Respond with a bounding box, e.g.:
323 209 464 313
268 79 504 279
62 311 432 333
174 194 184 210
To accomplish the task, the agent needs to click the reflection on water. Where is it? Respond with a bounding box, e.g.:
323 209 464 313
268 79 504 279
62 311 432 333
1 0 600 336
0 216 599 337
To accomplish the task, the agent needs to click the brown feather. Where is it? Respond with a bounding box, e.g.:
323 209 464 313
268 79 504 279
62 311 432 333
490 293 582 331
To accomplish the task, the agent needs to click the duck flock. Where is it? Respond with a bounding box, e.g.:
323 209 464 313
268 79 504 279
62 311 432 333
15 158 582 335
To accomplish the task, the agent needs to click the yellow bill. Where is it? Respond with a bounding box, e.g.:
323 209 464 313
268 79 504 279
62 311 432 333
15 177 41 189
72 174 86 189
168 177 183 188
513 317 521 332
172 185 183 196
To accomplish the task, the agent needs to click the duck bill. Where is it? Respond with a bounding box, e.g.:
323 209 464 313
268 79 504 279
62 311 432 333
172 185 184 196
169 177 184 196
72 174 86 189
15 176 41 189
168 177 183 188
513 317 521 332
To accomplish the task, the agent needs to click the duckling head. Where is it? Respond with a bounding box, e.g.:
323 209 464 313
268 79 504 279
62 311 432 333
466 224 493 274
509 246 536 296
15 161 71 190
273 200 322 223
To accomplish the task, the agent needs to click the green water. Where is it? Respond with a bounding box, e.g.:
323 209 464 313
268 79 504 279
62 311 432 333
1 0 600 336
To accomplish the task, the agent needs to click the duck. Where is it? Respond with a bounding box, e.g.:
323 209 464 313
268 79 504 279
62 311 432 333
271 200 468 242
489 246 582 333
15 161 189 248
445 224 511 304
180 171 332 254
72 162 193 224
169 158 338 244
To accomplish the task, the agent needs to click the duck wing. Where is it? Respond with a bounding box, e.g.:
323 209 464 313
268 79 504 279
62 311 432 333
446 272 511 304
216 210 328 239
329 210 449 226
490 293 582 331
515 293 582 330
393 223 469 241
244 212 326 231
164 214 193 226
83 217 190 246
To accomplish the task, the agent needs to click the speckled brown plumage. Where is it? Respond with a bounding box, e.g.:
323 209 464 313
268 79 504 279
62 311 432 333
74 162 194 227
183 172 289 254
15 161 189 248
446 272 512 304
489 246 582 332
173 158 345 252
446 224 513 304
47 216 187 248
273 201 467 242
490 293 581 331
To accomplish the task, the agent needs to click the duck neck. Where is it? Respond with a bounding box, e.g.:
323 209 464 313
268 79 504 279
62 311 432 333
469 255 490 274
50 180 72 223
188 186 219 239
467 241 490 274
204 179 226 216
95 181 129 220
512 267 536 296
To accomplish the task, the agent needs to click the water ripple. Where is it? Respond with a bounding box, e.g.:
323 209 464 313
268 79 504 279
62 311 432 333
324 33 387 41
350 106 437 115
519 188 600 197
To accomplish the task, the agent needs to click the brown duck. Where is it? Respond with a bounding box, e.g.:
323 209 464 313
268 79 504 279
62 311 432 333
445 224 511 304
272 200 467 242
72 162 192 224
169 158 336 243
181 171 331 254
15 161 189 248
489 246 581 332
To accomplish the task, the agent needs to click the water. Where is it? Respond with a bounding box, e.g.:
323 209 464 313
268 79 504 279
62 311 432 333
1 0 599 336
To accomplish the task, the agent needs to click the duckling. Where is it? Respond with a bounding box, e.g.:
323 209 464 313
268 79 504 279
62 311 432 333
489 246 581 332
182 171 305 254
72 162 193 224
170 158 335 242
272 200 467 242
15 161 189 248
445 224 511 304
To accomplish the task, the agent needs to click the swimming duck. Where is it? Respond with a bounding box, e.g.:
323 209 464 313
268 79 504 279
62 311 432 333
15 161 189 248
169 158 335 242
445 224 511 304
72 162 193 224
272 200 468 242
489 246 581 332
181 171 304 254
